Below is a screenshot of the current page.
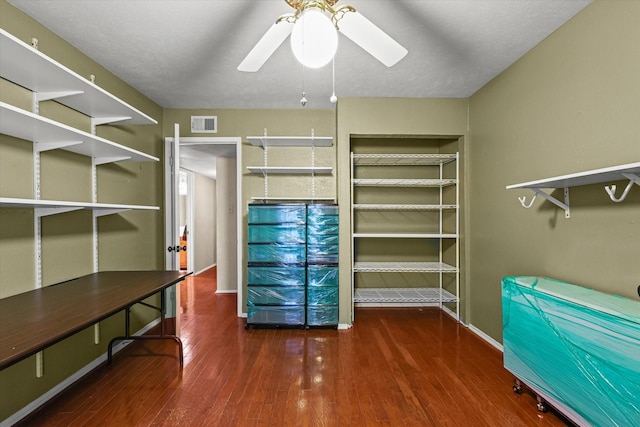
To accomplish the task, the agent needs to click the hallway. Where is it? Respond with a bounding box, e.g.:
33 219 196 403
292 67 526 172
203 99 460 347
19 268 570 426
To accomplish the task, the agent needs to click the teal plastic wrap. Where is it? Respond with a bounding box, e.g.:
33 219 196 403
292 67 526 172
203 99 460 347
306 305 338 326
248 224 306 244
307 224 339 236
307 244 339 264
307 265 339 287
248 204 306 224
502 276 640 426
248 243 306 264
307 286 338 306
247 306 305 325
247 266 306 286
247 286 305 306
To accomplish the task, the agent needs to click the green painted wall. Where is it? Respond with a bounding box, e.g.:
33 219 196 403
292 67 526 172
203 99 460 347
468 0 640 342
0 1 165 421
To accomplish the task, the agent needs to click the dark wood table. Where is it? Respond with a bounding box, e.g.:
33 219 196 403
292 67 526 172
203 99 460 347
0 270 190 370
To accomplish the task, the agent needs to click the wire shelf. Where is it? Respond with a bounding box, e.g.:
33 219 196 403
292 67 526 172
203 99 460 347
352 153 457 166
353 204 457 211
354 287 458 304
353 261 457 273
352 178 456 187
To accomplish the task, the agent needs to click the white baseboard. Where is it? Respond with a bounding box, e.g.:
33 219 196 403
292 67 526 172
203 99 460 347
468 324 503 352
337 323 352 330
215 289 237 294
2 319 161 427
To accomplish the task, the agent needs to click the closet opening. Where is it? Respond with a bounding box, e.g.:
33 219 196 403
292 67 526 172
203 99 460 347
350 135 465 322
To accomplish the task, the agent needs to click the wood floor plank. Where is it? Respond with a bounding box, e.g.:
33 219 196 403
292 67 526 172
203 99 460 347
15 267 572 426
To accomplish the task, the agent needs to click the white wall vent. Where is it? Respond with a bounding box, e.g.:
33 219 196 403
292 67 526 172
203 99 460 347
191 116 217 133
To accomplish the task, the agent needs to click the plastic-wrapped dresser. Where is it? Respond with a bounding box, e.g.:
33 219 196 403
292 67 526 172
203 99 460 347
502 276 640 426
246 204 307 328
306 204 339 327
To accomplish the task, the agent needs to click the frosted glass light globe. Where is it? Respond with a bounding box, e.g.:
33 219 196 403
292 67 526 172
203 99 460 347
290 9 338 69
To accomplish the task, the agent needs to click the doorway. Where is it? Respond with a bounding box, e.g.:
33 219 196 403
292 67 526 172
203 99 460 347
165 131 244 319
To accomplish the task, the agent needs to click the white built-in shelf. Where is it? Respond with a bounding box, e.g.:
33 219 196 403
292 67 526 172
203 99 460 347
247 166 333 175
507 162 640 218
352 153 456 166
353 261 457 273
247 136 333 147
354 288 458 305
0 102 158 164
353 232 457 238
0 29 156 125
354 204 456 210
0 197 159 217
251 196 335 202
352 178 456 187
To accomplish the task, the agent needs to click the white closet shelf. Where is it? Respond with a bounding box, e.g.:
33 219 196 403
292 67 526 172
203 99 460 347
247 136 333 147
247 166 332 175
353 262 457 273
0 197 159 217
354 288 458 305
507 161 640 218
352 153 457 166
353 232 457 238
354 204 456 210
352 178 456 187
0 102 158 163
0 29 156 125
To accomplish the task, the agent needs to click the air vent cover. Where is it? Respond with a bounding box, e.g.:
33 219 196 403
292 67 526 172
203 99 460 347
191 116 217 133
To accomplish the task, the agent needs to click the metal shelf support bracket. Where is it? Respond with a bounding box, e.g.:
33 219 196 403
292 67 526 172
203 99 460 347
519 188 570 218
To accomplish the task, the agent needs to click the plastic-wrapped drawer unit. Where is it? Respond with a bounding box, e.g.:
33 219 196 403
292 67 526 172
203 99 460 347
307 204 339 218
247 266 306 286
247 305 305 326
307 265 339 287
502 276 640 427
306 305 338 326
248 203 306 224
248 286 305 306
248 224 306 244
248 244 306 264
307 286 338 306
307 224 339 239
307 244 339 264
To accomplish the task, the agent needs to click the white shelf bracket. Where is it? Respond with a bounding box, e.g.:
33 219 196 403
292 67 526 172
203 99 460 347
34 140 84 153
36 90 84 102
35 206 84 218
519 188 571 218
94 208 131 217
92 116 133 126
94 156 131 165
604 173 640 203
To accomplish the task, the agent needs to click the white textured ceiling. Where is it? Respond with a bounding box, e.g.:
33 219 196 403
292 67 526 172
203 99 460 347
8 0 592 110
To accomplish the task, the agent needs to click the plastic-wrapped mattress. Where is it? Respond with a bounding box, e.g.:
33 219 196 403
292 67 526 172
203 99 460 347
502 276 640 427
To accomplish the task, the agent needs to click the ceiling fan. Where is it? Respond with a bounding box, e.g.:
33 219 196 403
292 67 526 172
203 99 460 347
238 0 408 72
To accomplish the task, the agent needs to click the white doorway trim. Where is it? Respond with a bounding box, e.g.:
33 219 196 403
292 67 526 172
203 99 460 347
164 134 244 317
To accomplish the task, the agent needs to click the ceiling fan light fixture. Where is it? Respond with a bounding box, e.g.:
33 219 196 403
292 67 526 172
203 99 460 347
290 8 338 69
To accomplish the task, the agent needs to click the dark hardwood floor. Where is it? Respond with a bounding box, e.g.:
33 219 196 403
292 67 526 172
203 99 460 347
18 267 571 426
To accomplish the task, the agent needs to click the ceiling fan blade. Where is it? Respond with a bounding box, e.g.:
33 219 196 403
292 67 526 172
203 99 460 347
338 11 407 67
238 19 294 72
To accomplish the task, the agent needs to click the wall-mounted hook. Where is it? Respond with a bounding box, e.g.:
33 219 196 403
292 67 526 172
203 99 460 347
604 173 640 203
518 194 537 208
